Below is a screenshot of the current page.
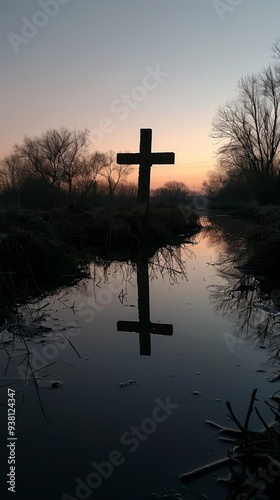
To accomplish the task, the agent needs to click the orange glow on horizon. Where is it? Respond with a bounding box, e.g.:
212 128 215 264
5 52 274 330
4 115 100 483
126 166 212 191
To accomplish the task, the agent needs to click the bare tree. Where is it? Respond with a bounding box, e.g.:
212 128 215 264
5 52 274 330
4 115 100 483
211 64 280 202
59 129 90 196
0 153 26 194
75 151 107 196
272 38 280 60
97 150 133 198
14 127 90 191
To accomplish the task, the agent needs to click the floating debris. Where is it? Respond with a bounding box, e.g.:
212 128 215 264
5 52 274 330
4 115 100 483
192 391 201 396
150 488 185 499
120 380 137 388
50 380 62 388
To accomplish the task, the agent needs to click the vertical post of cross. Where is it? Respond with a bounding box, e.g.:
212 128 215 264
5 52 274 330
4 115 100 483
138 128 152 210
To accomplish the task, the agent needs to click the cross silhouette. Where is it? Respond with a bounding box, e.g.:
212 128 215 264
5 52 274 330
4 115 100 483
117 128 175 213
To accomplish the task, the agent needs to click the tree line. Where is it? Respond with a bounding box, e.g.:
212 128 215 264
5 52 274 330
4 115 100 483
203 40 280 206
0 127 191 210
0 127 136 209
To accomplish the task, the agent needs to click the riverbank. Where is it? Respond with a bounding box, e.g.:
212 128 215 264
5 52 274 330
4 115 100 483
0 205 200 302
236 205 280 275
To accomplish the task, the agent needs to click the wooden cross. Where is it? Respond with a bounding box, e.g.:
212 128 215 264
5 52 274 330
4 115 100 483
117 128 175 213
117 257 173 356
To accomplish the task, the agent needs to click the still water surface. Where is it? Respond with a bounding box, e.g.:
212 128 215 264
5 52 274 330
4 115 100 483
1 215 279 500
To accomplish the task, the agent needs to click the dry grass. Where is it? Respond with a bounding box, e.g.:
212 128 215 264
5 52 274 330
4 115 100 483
0 205 200 302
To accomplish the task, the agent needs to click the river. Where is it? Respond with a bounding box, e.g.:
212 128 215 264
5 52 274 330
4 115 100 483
1 214 280 500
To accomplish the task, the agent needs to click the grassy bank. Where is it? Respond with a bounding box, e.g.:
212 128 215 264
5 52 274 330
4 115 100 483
0 204 199 280
240 205 280 275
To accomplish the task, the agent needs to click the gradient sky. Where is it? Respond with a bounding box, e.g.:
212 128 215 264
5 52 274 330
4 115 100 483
1 0 280 190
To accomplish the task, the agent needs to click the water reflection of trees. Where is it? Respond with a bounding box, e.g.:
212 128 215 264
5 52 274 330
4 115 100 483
0 243 193 338
203 215 253 257
76 243 193 300
148 244 193 284
205 216 280 364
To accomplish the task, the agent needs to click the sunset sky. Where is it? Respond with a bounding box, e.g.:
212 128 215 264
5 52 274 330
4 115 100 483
1 0 280 190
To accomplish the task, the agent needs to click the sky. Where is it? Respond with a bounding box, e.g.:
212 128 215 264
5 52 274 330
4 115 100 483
1 0 280 190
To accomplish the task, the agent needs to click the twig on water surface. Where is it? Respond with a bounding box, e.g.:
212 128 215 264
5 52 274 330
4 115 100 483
244 387 258 445
28 359 53 425
180 455 235 481
57 326 81 358
32 361 57 375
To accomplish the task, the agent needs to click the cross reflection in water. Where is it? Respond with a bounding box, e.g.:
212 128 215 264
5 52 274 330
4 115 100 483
117 256 173 356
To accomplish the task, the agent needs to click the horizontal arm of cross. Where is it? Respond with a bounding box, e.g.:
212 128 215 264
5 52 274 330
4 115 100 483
117 320 173 335
117 153 140 165
117 152 175 165
151 152 175 164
